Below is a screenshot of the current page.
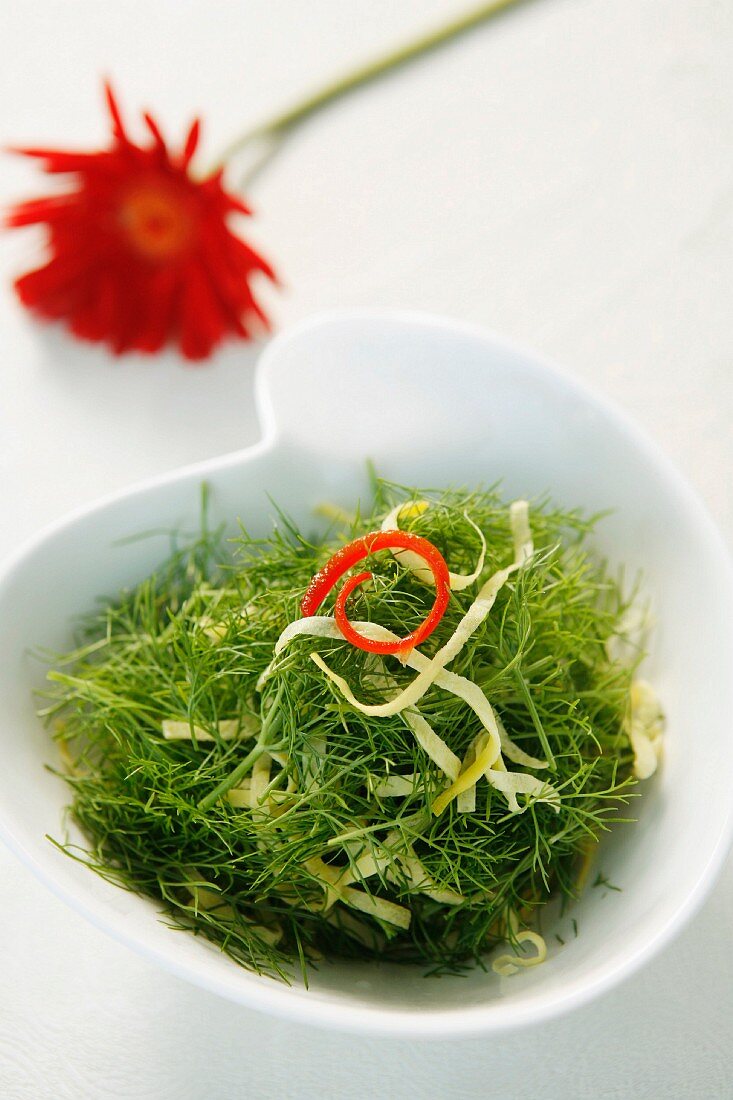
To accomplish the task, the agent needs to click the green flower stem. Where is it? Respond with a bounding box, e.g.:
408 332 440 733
216 0 527 181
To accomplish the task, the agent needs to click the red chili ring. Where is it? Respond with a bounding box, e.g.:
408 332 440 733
300 530 451 654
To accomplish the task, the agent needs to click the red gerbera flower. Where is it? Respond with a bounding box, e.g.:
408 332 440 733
6 84 276 361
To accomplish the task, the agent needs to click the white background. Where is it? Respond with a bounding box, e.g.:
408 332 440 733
1 2 732 1097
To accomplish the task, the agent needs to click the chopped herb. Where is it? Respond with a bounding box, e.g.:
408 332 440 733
593 872 622 893
41 479 644 981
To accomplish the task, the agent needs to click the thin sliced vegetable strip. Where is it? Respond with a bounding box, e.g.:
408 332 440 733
627 679 664 779
484 767 561 813
457 738 478 813
304 855 412 929
336 835 465 907
162 718 257 741
372 773 419 798
509 499 533 563
432 733 500 815
380 500 487 590
402 707 461 781
492 930 547 976
487 752 520 813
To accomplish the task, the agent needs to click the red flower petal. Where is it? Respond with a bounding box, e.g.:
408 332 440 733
6 83 277 362
143 112 168 155
132 265 180 354
104 82 128 143
181 120 200 169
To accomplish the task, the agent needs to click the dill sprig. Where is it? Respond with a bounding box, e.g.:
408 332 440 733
42 480 640 981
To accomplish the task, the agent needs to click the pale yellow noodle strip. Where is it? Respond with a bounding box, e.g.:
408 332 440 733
494 712 546 770
456 738 478 813
381 501 487 591
485 752 519 813
336 834 465 907
325 908 385 949
432 734 500 815
185 872 283 944
304 855 412 929
338 850 390 885
227 780 252 808
392 852 465 906
372 773 419 798
335 829 403 888
484 767 561 813
491 930 547 976
338 886 412 930
627 679 664 780
338 842 462 908
303 856 342 911
402 708 461 780
509 499 533 563
162 718 255 741
249 753 272 814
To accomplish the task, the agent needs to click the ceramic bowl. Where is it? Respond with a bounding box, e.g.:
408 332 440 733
0 311 731 1037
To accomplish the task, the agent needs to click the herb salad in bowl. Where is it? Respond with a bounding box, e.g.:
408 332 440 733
0 311 730 1036
44 481 661 982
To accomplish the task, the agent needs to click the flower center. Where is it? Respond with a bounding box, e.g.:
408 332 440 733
119 185 194 260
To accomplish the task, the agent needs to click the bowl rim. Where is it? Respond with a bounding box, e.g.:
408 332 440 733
0 307 732 1038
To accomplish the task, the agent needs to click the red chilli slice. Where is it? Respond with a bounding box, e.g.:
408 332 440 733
300 530 451 654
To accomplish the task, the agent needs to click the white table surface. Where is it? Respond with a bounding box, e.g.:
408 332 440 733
1 2 732 1097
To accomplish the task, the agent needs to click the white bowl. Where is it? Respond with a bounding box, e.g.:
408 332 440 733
0 311 731 1038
